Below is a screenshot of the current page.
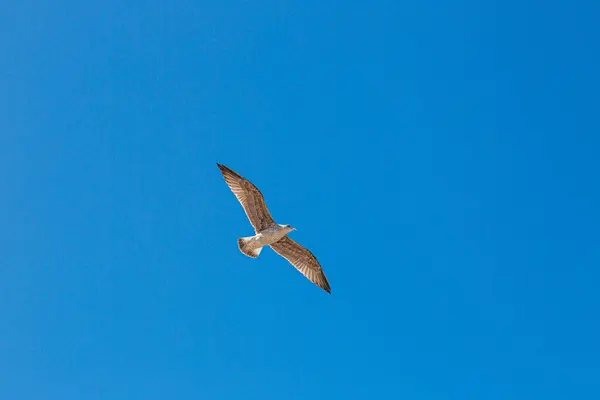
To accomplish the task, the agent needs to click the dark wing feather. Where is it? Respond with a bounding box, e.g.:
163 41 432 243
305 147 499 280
270 236 331 294
217 163 276 232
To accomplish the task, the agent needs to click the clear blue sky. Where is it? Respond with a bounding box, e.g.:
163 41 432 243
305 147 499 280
2 1 599 398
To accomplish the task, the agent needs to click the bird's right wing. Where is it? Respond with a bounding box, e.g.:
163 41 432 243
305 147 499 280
270 236 331 294
217 163 276 232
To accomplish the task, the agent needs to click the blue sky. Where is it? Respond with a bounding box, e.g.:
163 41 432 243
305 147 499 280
2 1 599 398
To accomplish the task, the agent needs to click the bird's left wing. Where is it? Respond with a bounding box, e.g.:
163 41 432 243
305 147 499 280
270 236 331 294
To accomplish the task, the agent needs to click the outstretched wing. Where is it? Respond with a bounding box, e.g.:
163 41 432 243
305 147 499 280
270 236 331 294
217 163 276 232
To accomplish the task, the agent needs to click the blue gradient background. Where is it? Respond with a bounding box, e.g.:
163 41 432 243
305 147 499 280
2 1 599 398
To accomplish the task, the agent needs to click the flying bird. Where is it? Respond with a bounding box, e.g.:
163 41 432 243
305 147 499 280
217 163 331 294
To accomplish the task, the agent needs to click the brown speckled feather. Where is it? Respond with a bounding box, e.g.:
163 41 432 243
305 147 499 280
217 163 276 232
270 236 331 294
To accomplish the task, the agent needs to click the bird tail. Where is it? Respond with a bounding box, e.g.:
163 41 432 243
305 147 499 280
238 237 263 258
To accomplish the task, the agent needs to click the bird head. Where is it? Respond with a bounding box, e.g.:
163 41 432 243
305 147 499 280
282 224 296 232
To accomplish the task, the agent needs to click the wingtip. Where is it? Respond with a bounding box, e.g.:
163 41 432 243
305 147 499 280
216 163 228 174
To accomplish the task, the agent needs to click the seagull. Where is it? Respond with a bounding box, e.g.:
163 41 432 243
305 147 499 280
217 163 331 294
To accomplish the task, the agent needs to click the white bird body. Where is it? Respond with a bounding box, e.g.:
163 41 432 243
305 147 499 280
238 225 294 255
